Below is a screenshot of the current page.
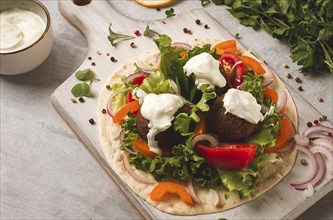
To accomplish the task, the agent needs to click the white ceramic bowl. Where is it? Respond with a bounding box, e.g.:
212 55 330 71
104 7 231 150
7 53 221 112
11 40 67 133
0 0 53 75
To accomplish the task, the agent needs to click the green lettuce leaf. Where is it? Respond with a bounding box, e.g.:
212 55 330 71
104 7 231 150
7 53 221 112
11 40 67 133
241 70 265 104
139 71 175 94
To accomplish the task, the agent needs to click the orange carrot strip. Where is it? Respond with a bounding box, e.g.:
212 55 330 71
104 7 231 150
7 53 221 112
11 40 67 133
150 182 194 206
194 111 207 136
264 87 285 113
133 139 156 158
179 51 187 57
112 100 140 124
211 40 237 55
264 118 291 153
240 55 266 74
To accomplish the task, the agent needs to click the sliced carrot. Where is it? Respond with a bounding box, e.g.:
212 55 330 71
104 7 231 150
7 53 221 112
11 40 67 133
150 182 194 206
194 111 207 136
211 40 237 55
179 51 187 57
264 87 285 113
264 117 291 153
112 100 140 124
239 55 266 74
133 139 156 158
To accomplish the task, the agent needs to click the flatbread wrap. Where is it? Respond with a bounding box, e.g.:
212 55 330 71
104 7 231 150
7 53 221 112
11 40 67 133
98 35 298 215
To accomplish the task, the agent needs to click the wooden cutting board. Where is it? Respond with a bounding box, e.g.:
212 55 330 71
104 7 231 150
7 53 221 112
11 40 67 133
51 1 332 219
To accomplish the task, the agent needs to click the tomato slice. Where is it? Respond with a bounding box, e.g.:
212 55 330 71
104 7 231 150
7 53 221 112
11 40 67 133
219 52 245 88
195 142 257 170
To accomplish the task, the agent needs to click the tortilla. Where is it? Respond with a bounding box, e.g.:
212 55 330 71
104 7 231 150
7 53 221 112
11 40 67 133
98 38 298 215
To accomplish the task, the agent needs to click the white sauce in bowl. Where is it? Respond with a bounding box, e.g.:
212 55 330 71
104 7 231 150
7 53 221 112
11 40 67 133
0 8 46 53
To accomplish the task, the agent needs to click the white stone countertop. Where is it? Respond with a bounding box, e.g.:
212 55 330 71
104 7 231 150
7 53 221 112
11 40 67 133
1 0 332 219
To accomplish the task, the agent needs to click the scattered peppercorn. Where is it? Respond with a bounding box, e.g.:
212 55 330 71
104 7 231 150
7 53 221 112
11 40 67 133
106 53 110 56
106 84 111 90
79 97 85 103
102 109 106 114
318 97 324 103
204 24 209 29
91 62 96 66
195 19 201 25
130 42 136 48
97 51 102 55
88 56 92 60
236 51 241 56
134 30 140 36
295 77 302 83
156 8 161 11
71 98 77 103
313 119 319 125
162 20 166 24
89 118 95 125
235 33 240 39
110 56 117 62
319 115 328 122
286 73 292 79
183 28 188 33
283 63 289 68
298 86 304 91
300 159 308 166
188 29 192 34
307 122 312 127
264 60 268 65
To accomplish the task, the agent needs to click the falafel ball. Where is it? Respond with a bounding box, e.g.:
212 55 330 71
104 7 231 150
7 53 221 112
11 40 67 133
136 110 184 148
207 95 258 141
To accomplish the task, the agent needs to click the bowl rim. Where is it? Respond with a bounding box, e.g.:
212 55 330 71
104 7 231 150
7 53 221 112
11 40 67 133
0 0 52 55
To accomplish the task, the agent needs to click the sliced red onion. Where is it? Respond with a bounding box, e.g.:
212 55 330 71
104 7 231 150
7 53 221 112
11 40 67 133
120 130 137 155
191 134 219 148
106 88 128 117
312 139 333 149
310 145 333 174
230 60 243 74
307 133 333 142
123 154 156 184
125 70 151 84
171 42 192 50
262 66 274 87
275 91 287 112
294 153 326 190
294 134 310 146
302 125 333 137
303 184 314 197
188 180 201 204
290 145 317 186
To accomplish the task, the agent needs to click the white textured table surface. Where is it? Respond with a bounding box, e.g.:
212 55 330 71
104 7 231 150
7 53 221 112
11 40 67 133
1 1 332 219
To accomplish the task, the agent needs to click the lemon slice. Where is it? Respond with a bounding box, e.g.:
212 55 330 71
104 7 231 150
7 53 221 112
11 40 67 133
133 0 174 8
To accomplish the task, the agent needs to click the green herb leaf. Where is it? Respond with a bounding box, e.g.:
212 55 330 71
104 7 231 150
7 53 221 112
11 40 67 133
165 8 175 18
75 68 93 81
71 83 90 97
108 23 135 46
200 0 211 7
143 25 159 37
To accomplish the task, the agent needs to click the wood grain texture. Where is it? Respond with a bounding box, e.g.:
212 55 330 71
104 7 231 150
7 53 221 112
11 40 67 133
51 1 332 219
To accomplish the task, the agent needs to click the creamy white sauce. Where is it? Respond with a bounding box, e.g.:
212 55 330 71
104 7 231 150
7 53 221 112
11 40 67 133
140 93 184 155
0 8 46 53
183 52 226 89
223 88 263 124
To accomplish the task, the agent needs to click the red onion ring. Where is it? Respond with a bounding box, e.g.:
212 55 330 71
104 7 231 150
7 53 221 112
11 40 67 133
106 88 128 117
307 133 333 142
312 139 333 149
231 60 243 74
171 42 192 50
120 130 137 155
290 145 317 186
123 153 156 184
310 145 333 174
293 153 326 190
191 134 219 148
125 70 151 84
302 125 333 137
188 180 201 204
275 91 287 112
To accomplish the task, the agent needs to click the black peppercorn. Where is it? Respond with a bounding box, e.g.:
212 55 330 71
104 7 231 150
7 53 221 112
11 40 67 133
204 24 209 29
195 19 201 25
102 109 106 114
79 97 85 103
89 118 95 125
110 56 117 62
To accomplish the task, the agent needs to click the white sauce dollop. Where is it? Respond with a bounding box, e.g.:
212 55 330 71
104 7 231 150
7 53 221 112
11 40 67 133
183 52 226 89
0 8 46 53
140 93 184 155
223 88 263 124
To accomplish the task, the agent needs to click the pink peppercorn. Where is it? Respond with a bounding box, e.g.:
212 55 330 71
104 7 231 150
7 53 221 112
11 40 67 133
295 77 302 83
313 120 319 125
134 30 140 36
318 97 324 103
